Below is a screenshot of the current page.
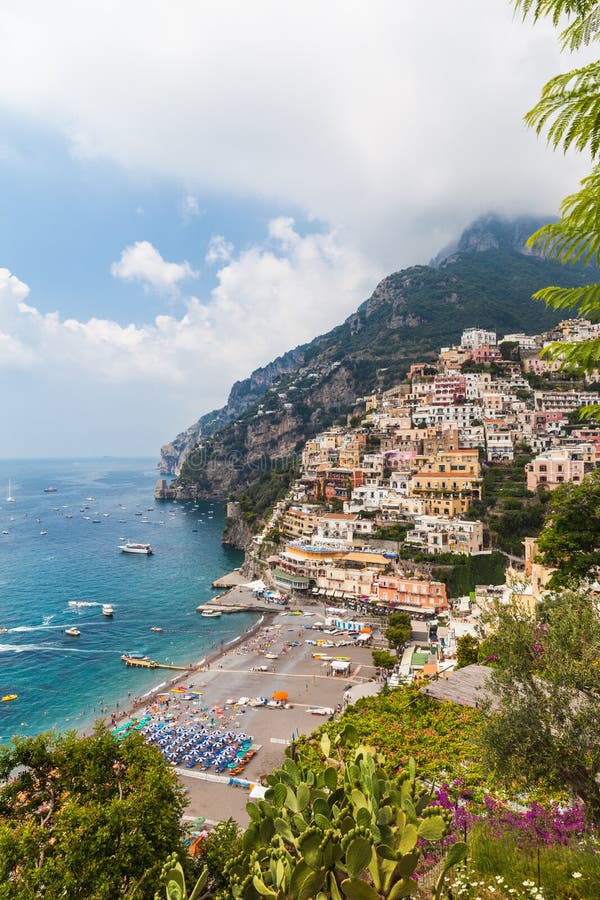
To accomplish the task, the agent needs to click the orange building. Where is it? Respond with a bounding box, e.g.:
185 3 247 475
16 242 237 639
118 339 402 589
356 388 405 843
375 575 448 614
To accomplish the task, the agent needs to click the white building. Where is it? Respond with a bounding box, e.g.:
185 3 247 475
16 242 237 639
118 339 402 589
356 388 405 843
412 404 482 429
461 328 497 350
502 333 541 351
405 515 485 555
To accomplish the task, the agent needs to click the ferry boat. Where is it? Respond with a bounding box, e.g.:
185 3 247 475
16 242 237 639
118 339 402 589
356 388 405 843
121 652 149 661
102 604 114 617
65 627 81 637
119 542 154 555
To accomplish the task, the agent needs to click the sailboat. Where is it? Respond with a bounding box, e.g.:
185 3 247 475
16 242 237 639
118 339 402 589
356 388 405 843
6 480 15 503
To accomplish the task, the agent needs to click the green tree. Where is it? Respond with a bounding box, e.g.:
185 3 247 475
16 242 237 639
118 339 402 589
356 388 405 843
372 649 396 671
481 588 600 821
197 819 243 894
455 633 480 669
512 1 600 410
536 468 600 586
0 727 186 899
385 610 411 649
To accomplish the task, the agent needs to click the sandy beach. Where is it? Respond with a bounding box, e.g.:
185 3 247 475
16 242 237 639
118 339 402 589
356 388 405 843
108 589 382 827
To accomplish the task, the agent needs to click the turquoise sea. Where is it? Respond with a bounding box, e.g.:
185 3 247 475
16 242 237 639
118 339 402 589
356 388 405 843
0 458 252 743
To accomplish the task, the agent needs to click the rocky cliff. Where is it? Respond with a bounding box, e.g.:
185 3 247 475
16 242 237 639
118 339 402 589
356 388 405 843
159 346 305 474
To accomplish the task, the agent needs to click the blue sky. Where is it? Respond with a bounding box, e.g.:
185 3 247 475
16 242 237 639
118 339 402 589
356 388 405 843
0 1 593 458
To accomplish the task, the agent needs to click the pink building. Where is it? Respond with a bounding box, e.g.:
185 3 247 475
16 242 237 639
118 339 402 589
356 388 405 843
375 575 448 613
469 345 502 364
526 446 592 491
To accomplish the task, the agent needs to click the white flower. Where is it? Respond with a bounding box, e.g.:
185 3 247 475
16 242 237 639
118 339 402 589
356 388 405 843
572 872 583 879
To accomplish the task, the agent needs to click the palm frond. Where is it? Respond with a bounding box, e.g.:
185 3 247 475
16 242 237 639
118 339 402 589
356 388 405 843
533 283 600 315
513 0 600 30
560 3 600 50
578 403 600 420
523 61 600 158
540 337 600 375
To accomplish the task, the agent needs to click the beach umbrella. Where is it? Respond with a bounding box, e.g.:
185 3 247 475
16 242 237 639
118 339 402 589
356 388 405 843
272 691 288 702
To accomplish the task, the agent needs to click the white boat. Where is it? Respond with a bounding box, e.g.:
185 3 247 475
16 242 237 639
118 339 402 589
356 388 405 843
150 626 163 632
39 530 48 536
200 609 222 618
65 627 81 637
44 486 58 493
119 542 154 555
6 480 15 503
102 604 114 617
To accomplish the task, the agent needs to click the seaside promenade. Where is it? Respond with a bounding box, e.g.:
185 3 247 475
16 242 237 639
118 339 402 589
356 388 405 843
112 584 381 826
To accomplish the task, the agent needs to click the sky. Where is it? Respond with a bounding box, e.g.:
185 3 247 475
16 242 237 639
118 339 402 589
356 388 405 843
0 0 593 458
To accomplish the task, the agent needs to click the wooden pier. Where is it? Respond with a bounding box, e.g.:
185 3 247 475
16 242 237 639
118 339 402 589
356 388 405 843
121 656 192 671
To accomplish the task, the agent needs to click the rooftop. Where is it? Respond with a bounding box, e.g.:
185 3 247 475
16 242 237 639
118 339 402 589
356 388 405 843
421 663 494 709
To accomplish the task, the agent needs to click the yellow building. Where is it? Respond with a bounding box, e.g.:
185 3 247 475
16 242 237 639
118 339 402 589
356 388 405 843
409 470 483 516
280 507 320 540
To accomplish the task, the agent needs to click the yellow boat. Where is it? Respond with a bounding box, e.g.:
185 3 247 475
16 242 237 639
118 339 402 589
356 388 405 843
2 694 17 702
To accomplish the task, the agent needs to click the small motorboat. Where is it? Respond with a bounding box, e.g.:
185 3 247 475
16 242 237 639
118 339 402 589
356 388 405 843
39 530 48 536
150 626 163 632
102 604 114 617
65 627 81 637
1 694 17 702
119 542 154 555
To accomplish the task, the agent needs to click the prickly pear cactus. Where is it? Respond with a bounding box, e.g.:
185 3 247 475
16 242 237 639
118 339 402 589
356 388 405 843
219 727 465 899
156 854 210 900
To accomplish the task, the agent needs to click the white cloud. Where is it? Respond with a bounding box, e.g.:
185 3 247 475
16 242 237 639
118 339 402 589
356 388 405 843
205 234 234 266
0 221 376 454
0 1 593 271
110 241 198 293
180 194 202 223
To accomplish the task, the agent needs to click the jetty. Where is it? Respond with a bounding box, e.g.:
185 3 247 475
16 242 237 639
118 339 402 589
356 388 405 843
121 656 192 671
211 569 247 589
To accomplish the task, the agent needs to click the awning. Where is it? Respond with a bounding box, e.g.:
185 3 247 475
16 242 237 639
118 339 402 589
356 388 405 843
330 660 351 672
249 784 267 800
311 587 319 594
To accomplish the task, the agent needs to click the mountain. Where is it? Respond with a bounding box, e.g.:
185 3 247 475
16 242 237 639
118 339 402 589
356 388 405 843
429 213 554 267
159 214 592 512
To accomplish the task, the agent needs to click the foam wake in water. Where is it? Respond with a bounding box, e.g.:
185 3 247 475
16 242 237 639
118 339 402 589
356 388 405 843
0 643 116 654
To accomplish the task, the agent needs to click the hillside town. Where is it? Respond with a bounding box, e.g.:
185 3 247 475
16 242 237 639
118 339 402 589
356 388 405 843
233 320 600 666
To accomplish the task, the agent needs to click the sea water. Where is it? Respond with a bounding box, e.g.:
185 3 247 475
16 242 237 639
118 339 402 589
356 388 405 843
0 458 252 742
